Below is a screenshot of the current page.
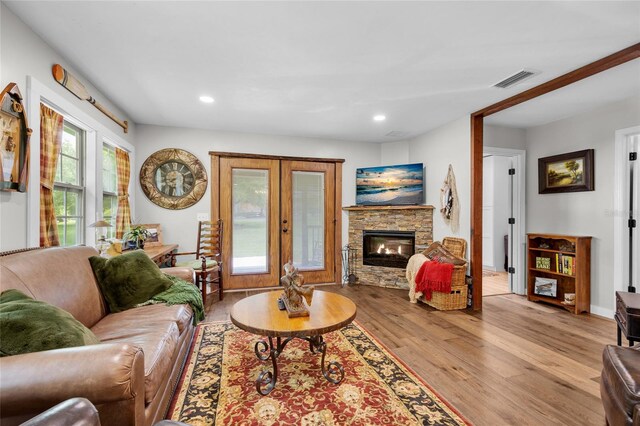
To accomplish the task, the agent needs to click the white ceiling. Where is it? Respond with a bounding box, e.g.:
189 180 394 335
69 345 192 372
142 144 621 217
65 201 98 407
5 1 640 142
486 59 640 128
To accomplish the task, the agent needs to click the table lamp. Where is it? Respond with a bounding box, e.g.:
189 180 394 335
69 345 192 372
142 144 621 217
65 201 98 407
89 220 112 257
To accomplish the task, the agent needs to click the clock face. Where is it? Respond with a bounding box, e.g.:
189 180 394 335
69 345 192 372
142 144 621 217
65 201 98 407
154 161 195 197
140 149 207 210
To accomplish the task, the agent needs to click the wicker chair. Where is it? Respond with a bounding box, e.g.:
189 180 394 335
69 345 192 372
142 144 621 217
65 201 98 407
170 220 223 305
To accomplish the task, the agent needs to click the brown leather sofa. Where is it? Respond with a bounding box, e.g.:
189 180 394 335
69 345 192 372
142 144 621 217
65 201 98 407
600 343 640 426
0 247 196 426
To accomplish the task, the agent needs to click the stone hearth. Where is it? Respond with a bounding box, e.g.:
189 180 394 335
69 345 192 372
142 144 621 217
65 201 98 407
343 205 434 289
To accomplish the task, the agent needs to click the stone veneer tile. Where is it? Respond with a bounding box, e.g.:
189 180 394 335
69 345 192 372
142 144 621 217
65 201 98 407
344 206 433 289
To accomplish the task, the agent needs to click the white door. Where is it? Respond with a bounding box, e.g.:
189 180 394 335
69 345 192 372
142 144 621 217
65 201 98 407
630 135 639 291
482 156 495 269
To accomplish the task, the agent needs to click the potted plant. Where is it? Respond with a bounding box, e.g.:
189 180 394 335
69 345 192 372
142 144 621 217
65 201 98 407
123 225 150 250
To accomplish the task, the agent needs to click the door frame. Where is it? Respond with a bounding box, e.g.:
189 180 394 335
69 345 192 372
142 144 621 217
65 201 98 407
483 146 526 295
614 125 640 294
210 151 344 289
470 42 640 310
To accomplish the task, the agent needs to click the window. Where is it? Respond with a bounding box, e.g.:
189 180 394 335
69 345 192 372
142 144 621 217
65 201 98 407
102 144 118 239
53 121 85 246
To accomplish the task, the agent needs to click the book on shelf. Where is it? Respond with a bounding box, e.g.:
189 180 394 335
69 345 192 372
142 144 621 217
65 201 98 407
554 253 575 275
535 257 551 270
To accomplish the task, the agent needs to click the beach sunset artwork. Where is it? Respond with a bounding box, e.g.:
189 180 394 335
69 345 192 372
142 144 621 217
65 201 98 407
356 163 424 205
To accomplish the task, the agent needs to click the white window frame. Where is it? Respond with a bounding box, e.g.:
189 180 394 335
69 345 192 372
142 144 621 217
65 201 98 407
26 76 135 247
102 142 118 240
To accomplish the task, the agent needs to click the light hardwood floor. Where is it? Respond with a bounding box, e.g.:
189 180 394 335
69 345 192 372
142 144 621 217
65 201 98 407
482 270 510 296
206 284 617 426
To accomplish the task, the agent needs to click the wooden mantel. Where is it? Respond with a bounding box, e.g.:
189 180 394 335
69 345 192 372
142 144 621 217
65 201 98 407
343 205 435 211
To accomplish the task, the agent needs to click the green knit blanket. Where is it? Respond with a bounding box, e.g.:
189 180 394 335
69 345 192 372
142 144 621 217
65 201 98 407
137 274 205 325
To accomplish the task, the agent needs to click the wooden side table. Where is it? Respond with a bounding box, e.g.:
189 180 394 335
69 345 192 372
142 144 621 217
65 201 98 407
230 290 356 395
143 244 178 267
615 291 640 346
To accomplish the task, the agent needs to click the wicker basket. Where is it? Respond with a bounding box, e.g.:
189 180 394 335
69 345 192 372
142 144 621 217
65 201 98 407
423 237 468 311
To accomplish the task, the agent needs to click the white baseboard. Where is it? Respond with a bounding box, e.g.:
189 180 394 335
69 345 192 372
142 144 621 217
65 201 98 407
590 305 614 319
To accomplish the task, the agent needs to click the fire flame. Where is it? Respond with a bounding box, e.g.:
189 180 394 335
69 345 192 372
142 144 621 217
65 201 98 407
376 244 403 256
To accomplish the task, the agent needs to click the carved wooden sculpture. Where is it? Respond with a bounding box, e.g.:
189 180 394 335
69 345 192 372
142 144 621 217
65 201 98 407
280 261 314 318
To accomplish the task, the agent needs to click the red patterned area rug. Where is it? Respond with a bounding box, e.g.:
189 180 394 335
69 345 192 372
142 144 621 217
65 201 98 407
168 321 470 425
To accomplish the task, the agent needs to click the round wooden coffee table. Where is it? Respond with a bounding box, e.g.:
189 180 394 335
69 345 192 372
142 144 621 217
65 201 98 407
230 290 357 395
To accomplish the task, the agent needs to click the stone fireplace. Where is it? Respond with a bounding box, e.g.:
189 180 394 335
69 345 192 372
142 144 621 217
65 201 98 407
343 205 434 289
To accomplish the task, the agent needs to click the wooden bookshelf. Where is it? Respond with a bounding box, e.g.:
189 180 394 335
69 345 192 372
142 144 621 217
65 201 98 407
527 233 591 314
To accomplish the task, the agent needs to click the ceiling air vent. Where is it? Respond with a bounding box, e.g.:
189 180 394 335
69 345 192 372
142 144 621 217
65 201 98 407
385 131 411 138
493 69 538 89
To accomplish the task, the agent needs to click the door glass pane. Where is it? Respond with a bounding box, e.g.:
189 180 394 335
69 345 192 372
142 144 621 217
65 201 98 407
231 168 268 274
292 171 324 270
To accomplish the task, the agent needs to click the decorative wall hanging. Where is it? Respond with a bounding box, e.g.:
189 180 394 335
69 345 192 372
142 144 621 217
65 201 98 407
52 64 128 133
140 148 207 210
538 149 594 194
440 164 460 233
0 83 31 192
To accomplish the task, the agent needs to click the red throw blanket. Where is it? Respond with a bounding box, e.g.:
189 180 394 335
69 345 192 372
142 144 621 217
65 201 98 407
415 260 454 300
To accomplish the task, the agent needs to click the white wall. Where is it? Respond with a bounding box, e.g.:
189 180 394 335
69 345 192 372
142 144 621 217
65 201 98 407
485 125 526 150
0 4 136 250
133 125 381 253
405 117 471 246
525 95 640 316
380 141 410 165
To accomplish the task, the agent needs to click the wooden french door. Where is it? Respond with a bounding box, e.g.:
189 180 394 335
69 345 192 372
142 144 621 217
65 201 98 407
220 157 281 289
217 154 339 290
281 161 335 284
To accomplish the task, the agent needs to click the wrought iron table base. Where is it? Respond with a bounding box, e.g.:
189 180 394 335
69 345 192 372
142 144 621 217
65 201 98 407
254 335 345 395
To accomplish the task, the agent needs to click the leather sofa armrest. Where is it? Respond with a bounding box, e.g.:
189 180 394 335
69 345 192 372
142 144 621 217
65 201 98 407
21 398 100 426
163 267 195 284
0 343 144 418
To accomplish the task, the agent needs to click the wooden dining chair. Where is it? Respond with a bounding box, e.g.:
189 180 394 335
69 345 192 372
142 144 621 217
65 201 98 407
170 220 223 305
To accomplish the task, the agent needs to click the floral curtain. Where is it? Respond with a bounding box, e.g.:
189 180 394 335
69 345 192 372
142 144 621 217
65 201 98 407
39 104 63 247
115 147 132 238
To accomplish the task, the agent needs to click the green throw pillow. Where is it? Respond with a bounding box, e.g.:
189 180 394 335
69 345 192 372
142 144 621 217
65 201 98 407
0 289 100 357
89 250 173 313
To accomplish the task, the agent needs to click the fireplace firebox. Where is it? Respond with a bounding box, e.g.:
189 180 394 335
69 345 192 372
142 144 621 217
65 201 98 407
363 230 415 269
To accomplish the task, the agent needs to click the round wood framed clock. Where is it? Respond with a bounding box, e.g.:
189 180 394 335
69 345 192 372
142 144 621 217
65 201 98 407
140 148 207 210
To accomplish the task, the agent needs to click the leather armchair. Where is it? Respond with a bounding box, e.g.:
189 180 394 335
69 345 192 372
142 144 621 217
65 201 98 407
600 343 640 426
21 398 189 426
21 398 100 426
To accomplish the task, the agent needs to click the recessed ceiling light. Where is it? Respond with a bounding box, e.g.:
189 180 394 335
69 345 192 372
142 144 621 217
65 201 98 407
373 115 386 122
199 95 215 103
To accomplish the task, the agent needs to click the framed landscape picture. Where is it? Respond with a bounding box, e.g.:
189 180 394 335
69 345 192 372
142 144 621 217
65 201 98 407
538 149 594 194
